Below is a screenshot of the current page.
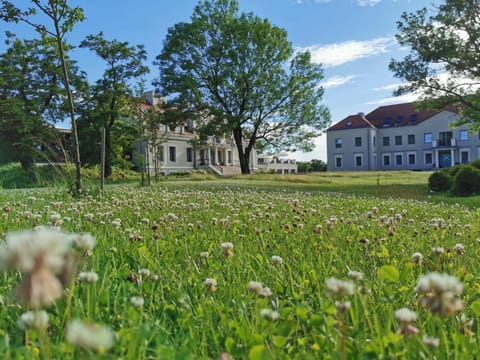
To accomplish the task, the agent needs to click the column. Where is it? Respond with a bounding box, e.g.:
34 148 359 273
450 149 455 167
435 150 439 169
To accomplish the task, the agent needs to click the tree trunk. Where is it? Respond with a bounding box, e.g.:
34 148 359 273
104 128 112 178
52 10 82 195
20 157 38 183
233 127 250 174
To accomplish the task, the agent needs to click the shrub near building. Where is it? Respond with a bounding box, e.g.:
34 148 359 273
428 162 480 196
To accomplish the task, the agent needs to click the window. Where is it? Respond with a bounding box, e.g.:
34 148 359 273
355 154 362 167
355 137 362 147
383 154 391 166
460 130 468 141
335 155 342 168
383 136 390 147
424 152 433 165
460 150 469 164
408 134 415 145
395 135 402 146
408 153 416 165
169 146 176 162
335 138 342 149
373 136 376 147
395 154 403 166
424 133 432 144
186 148 193 162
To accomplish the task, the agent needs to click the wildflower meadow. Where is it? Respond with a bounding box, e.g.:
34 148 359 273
0 183 479 359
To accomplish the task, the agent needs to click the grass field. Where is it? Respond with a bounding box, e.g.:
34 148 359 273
0 172 479 359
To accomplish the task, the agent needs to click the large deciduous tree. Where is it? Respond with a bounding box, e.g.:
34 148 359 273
155 0 330 174
78 32 149 177
0 0 85 194
0 34 83 181
389 0 480 130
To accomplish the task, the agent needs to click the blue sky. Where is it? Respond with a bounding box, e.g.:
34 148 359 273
1 0 440 161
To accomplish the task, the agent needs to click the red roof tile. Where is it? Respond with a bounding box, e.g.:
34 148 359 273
327 102 459 131
327 114 374 131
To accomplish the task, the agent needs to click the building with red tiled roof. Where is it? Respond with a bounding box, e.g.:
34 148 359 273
326 102 479 171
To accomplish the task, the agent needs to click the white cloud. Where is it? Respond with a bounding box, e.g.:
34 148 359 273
356 0 382 6
321 75 358 88
366 92 420 106
298 37 395 67
372 83 405 92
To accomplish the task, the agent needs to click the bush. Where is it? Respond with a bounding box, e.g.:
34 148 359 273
469 159 480 170
451 165 480 196
428 170 452 192
447 164 466 178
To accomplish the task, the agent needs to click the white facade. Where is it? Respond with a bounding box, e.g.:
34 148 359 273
135 92 296 175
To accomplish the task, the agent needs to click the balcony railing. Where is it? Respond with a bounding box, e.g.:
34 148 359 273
432 138 456 148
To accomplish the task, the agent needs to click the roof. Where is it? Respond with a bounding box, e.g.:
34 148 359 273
327 113 375 131
327 102 459 131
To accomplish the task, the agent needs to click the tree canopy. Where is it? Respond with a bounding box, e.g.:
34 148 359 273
155 0 330 174
78 32 149 177
389 0 480 130
0 33 83 180
0 0 86 193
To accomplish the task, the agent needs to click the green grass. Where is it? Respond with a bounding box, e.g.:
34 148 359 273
0 182 479 359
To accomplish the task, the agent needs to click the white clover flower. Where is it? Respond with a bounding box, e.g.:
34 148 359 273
65 319 115 353
79 271 99 283
412 252 423 264
138 268 151 278
130 296 145 308
17 310 49 330
455 243 465 255
335 300 351 312
221 242 234 257
271 255 283 266
260 308 279 321
347 270 364 281
221 242 233 250
395 308 417 323
415 272 463 316
71 233 96 251
258 287 273 297
0 228 72 273
432 247 445 255
423 335 440 348
326 278 355 296
200 251 209 258
248 281 263 293
204 278 218 292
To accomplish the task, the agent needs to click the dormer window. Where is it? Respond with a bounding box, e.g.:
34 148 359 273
384 117 391 127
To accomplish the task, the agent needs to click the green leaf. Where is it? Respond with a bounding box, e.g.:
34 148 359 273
471 301 480 317
225 337 236 352
379 265 399 283
295 307 309 321
248 344 269 360
272 336 287 348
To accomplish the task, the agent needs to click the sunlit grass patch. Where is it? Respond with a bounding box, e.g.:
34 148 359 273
0 183 479 358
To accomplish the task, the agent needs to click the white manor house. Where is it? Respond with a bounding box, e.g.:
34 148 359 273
326 102 480 171
135 91 297 176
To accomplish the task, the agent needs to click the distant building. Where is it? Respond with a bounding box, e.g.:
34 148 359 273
135 91 297 175
326 102 480 171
